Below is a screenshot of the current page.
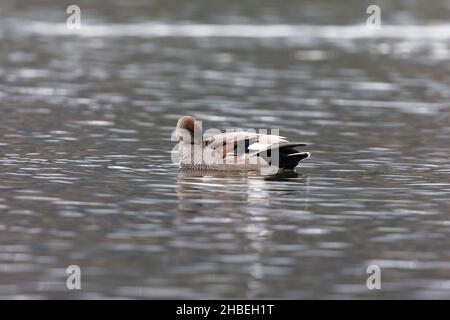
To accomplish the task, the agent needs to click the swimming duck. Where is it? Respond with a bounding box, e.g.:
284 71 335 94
175 115 310 172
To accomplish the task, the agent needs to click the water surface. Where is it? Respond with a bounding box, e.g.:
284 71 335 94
1 0 450 299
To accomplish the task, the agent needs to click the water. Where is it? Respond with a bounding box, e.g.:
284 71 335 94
1 0 450 299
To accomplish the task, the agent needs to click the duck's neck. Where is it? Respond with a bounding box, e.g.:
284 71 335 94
179 142 204 165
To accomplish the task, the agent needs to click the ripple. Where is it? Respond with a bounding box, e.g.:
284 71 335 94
15 21 450 40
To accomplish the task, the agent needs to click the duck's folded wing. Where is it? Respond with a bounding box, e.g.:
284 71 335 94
251 142 310 169
248 142 308 155
205 132 289 157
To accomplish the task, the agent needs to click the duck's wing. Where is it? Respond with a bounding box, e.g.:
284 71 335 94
205 131 291 157
251 142 310 169
248 142 308 155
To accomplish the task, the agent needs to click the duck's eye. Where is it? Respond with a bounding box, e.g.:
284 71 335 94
179 136 183 141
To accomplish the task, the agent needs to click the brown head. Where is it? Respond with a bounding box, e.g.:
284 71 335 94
175 115 203 144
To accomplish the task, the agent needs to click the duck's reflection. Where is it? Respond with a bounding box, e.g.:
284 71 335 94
175 170 310 298
176 170 309 211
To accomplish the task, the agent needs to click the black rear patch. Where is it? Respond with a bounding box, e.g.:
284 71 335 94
244 139 250 153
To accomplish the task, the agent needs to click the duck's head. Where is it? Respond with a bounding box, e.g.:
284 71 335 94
176 115 203 144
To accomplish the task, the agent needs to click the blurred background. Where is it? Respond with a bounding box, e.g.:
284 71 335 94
0 0 450 299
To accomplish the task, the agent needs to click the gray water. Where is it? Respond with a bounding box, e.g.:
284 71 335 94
1 0 450 299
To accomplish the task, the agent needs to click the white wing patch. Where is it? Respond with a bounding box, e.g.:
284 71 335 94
248 142 271 151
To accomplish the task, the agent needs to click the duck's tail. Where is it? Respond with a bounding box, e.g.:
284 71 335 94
282 151 310 169
256 143 310 170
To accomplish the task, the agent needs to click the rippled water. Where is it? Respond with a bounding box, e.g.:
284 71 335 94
1 1 450 299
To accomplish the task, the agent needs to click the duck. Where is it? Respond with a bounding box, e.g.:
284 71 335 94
175 115 310 172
